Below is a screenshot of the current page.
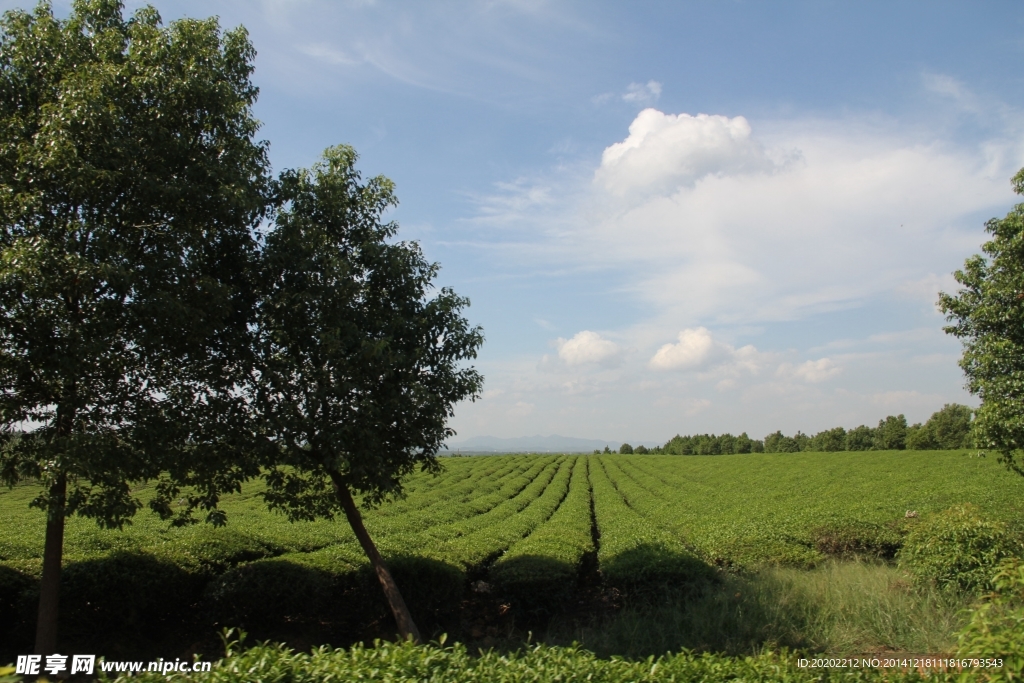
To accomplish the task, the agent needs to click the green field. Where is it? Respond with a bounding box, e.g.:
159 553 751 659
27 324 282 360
2 450 1023 662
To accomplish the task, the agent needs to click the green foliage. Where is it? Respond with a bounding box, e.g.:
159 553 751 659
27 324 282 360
810 521 904 559
0 0 272 652
2 451 1023 657
614 451 1024 570
764 430 800 453
591 457 714 590
845 425 875 451
956 557 1024 678
940 169 1024 478
254 145 484 512
634 444 649 454
874 415 908 450
931 404 975 450
898 504 1023 593
906 406 973 451
618 443 633 454
662 432 762 455
104 636 897 683
0 0 270 527
663 410 974 457
490 458 593 616
906 423 935 450
813 427 847 452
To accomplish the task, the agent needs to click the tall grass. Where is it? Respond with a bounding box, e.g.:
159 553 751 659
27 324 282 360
548 560 971 658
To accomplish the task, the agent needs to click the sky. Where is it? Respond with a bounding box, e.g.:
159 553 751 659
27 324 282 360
8 0 1024 444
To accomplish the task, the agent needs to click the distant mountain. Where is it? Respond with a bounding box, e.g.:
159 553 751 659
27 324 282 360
445 434 659 453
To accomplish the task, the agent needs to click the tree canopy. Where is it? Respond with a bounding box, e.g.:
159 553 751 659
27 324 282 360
0 0 269 654
0 2 483 653
940 168 1024 476
633 406 974 456
251 145 484 641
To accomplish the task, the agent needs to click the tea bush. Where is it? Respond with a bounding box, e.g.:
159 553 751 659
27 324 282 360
102 635 901 683
898 504 1023 593
491 458 593 616
811 520 905 559
957 557 1024 681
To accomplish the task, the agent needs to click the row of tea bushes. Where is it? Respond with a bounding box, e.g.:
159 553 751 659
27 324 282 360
589 457 714 591
91 636 1001 683
490 457 594 616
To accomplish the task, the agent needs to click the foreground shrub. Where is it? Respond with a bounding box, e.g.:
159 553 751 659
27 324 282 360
0 562 36 652
104 633 902 683
204 550 464 638
898 504 1022 593
205 557 341 629
61 552 206 643
956 557 1024 680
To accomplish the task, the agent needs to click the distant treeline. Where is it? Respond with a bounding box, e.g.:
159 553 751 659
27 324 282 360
616 403 974 455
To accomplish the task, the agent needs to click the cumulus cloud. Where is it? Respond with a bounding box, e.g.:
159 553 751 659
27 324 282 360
649 327 719 370
622 80 662 105
452 104 1013 439
649 327 764 375
595 109 779 197
556 331 623 367
777 358 842 383
574 110 1014 326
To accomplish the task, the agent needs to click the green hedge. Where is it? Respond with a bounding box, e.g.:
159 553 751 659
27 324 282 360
97 636 920 683
591 458 714 590
490 457 594 616
898 503 1023 593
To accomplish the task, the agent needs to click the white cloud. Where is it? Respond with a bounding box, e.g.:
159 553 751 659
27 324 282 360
649 327 718 370
451 105 1013 440
777 358 842 383
622 80 662 105
649 327 765 376
556 330 623 367
595 109 779 197
576 111 1015 326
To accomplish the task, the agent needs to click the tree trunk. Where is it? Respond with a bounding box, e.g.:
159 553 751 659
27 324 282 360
326 468 422 644
34 470 67 655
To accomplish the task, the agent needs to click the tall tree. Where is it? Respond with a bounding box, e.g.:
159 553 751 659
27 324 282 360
253 146 483 643
941 169 1024 476
874 415 908 451
0 0 269 654
926 404 974 450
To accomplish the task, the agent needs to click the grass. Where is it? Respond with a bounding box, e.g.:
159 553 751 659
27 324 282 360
548 560 970 659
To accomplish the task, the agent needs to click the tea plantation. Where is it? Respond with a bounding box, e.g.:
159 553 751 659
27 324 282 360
2 450 1024 677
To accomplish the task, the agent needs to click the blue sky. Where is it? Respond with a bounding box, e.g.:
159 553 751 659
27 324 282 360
11 1 1024 443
